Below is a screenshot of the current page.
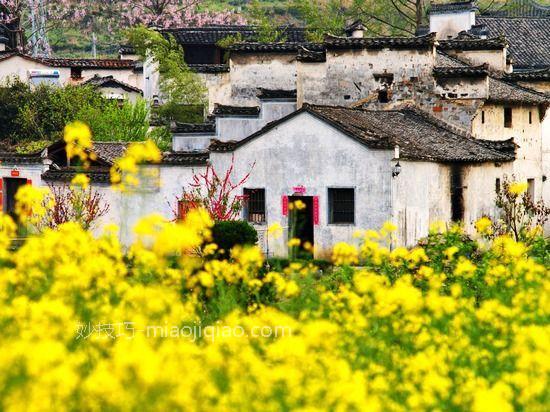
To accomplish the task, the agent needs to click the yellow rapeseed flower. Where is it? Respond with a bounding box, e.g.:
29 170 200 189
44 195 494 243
508 181 528 196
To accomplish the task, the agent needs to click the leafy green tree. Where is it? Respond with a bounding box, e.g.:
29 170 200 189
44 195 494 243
248 0 287 42
127 26 207 122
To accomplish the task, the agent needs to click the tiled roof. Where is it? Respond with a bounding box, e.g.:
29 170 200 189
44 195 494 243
0 152 43 164
172 122 216 134
42 168 112 183
487 77 549 104
212 105 516 163
212 104 260 116
83 75 143 94
430 1 477 14
163 25 308 45
433 63 489 78
476 16 550 69
437 33 508 50
227 42 314 53
257 88 297 100
504 67 550 81
481 0 550 17
119 45 136 55
188 64 230 73
161 151 209 166
92 142 130 164
0 52 138 70
296 46 326 62
324 33 436 50
42 58 137 69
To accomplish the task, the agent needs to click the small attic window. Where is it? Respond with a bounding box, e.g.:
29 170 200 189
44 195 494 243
504 107 512 128
378 90 389 103
71 67 83 80
481 111 485 124
529 111 533 124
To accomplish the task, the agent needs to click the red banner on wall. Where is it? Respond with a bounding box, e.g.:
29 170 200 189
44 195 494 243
313 196 320 225
282 196 289 216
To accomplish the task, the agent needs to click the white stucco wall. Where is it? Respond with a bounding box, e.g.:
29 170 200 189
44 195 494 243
210 111 393 258
472 103 544 196
298 47 435 106
0 56 142 90
215 100 297 141
430 10 476 39
392 161 452 246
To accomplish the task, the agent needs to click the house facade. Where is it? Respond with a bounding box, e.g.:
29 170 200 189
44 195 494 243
0 36 143 100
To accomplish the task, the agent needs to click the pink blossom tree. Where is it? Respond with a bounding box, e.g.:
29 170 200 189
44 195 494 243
1 0 245 55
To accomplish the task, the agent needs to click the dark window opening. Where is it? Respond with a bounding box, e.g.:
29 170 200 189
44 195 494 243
495 178 501 194
183 45 222 64
328 188 355 224
344 94 351 100
481 110 485 124
527 178 535 200
450 165 464 222
3 178 27 221
378 89 389 103
244 188 266 224
529 111 533 124
70 67 82 80
504 107 513 128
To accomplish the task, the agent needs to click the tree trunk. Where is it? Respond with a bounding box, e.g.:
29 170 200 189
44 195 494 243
416 0 424 30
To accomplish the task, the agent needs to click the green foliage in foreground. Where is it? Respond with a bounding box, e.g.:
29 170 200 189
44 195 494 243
0 79 171 150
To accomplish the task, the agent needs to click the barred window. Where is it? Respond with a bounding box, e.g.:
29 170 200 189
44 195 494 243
244 188 265 224
328 188 355 224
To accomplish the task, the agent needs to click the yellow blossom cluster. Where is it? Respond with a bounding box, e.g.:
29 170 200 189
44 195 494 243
63 121 95 166
110 140 162 191
0 209 548 411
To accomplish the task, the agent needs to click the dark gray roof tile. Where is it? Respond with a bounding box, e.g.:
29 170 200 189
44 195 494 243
476 16 550 69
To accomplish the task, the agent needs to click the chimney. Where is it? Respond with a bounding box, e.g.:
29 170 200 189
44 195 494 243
429 1 478 39
345 20 366 38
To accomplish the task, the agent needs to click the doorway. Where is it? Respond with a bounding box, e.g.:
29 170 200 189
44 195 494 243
288 196 314 258
4 178 27 221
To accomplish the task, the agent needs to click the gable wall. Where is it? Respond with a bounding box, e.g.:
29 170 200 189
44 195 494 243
472 103 544 190
210 111 393 257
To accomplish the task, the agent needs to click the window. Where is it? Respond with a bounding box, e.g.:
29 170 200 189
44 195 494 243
328 188 355 224
504 107 513 128
378 89 389 103
244 188 265 224
529 111 533 124
481 110 485 124
70 67 82 80
495 178 501 194
527 178 535 200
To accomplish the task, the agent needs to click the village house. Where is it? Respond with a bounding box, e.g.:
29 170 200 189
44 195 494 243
0 0 548 255
0 28 143 101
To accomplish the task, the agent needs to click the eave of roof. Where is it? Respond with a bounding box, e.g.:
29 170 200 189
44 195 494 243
172 122 216 134
83 75 143 94
0 52 137 70
188 64 230 73
0 152 43 164
433 63 489 78
324 33 436 50
437 34 508 51
212 104 261 117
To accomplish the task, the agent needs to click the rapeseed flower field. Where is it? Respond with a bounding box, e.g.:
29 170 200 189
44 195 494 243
0 204 548 411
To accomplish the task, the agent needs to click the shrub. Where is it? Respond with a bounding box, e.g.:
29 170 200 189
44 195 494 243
211 220 258 256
